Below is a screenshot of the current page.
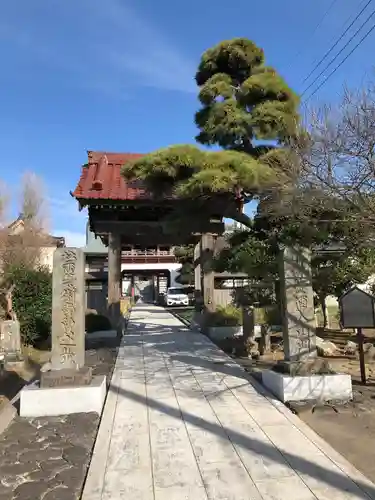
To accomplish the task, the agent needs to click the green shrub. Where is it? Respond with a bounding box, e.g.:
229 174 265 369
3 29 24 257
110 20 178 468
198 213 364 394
8 266 52 346
206 304 242 327
254 307 265 324
264 305 282 326
85 313 112 333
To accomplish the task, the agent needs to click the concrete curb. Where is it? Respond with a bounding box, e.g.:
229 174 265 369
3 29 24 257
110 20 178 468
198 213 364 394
169 310 201 333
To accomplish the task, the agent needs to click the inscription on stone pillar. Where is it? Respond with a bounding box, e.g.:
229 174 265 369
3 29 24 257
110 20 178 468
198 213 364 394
279 246 316 362
200 234 215 312
51 248 85 370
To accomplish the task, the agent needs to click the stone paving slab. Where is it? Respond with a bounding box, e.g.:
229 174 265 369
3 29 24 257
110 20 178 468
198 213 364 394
0 339 120 500
82 304 375 500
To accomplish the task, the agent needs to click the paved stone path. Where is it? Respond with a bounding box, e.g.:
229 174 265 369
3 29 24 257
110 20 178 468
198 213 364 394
0 340 120 500
83 304 375 500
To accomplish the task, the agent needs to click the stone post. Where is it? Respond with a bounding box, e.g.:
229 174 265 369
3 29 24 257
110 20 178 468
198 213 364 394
279 246 316 366
51 247 85 370
200 233 215 312
0 320 22 364
193 242 204 310
108 232 122 330
41 247 92 388
259 325 271 355
242 306 255 342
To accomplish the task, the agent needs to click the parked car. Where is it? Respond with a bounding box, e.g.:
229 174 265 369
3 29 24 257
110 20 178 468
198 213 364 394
165 287 189 307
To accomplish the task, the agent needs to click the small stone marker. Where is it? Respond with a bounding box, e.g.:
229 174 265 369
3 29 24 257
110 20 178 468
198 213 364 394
279 246 316 363
0 320 22 361
41 248 89 388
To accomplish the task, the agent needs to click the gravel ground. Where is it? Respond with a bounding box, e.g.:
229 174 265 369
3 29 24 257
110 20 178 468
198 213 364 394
0 337 120 500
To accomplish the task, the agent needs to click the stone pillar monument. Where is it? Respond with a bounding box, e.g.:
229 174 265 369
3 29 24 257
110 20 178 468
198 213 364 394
41 247 91 387
200 233 215 312
0 321 22 363
279 246 316 370
194 241 202 307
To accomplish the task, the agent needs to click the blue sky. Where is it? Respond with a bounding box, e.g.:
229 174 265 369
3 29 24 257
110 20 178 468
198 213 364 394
0 0 373 246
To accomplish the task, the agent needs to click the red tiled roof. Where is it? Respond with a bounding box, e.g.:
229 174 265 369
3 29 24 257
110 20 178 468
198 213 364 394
71 151 149 201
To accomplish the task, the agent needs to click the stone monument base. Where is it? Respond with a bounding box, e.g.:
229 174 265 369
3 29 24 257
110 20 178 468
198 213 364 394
40 366 93 388
19 375 106 417
273 357 331 377
262 369 352 403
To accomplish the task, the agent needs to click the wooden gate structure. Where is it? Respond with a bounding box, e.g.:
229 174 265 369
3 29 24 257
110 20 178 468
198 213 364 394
71 151 236 329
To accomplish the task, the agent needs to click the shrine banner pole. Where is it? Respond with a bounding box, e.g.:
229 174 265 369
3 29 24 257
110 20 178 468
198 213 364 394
356 327 367 385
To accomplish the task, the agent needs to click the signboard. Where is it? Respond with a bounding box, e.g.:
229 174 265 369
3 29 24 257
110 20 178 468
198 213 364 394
339 286 375 329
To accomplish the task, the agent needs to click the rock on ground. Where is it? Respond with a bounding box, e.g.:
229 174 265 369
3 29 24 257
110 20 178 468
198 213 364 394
316 336 338 356
344 340 358 356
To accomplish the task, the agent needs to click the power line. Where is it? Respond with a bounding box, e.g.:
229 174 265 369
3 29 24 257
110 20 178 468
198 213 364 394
288 0 339 68
305 0 340 42
304 21 375 102
301 0 373 86
302 6 375 97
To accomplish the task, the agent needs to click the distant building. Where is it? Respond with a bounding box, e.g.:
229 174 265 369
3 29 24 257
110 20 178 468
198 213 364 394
5 214 65 272
224 221 249 233
83 222 182 313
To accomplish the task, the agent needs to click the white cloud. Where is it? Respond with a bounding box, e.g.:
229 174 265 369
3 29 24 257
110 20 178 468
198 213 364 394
0 0 196 96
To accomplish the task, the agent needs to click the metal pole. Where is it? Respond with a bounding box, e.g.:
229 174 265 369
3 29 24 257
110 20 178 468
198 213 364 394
357 327 367 385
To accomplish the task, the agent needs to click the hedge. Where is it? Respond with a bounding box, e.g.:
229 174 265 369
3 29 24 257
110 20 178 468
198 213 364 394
7 265 52 346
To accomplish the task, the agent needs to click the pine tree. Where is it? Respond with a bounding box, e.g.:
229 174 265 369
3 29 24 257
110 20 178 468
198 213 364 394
122 38 299 226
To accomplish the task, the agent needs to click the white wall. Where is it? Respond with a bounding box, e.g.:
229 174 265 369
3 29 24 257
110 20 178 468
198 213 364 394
120 262 182 290
39 246 56 272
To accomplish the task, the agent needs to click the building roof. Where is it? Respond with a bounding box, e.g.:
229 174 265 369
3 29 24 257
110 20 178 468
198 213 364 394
72 151 149 201
6 215 65 247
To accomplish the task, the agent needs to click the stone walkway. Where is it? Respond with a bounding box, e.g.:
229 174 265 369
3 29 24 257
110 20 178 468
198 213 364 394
83 304 375 500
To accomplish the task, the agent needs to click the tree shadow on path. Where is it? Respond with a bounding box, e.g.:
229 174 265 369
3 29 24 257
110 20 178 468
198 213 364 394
109 380 375 499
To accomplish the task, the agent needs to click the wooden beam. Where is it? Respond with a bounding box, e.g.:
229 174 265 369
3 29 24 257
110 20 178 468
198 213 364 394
91 220 225 236
107 232 121 332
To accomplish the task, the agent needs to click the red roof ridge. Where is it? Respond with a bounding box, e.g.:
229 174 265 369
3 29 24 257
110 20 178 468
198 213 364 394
91 154 109 191
87 150 145 165
72 150 147 201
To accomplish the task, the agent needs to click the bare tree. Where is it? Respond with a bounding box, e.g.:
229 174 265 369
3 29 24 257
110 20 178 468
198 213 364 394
293 81 375 228
0 172 51 273
20 171 50 232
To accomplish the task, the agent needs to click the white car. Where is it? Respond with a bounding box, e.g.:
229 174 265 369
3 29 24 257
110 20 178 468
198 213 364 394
165 287 189 307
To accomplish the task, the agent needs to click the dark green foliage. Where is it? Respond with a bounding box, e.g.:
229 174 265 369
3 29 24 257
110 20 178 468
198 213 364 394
214 228 277 280
263 305 282 326
195 38 299 149
174 245 195 285
312 248 375 301
175 262 194 285
85 313 112 333
123 145 275 203
7 266 52 346
215 210 375 325
174 244 195 264
205 305 242 327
